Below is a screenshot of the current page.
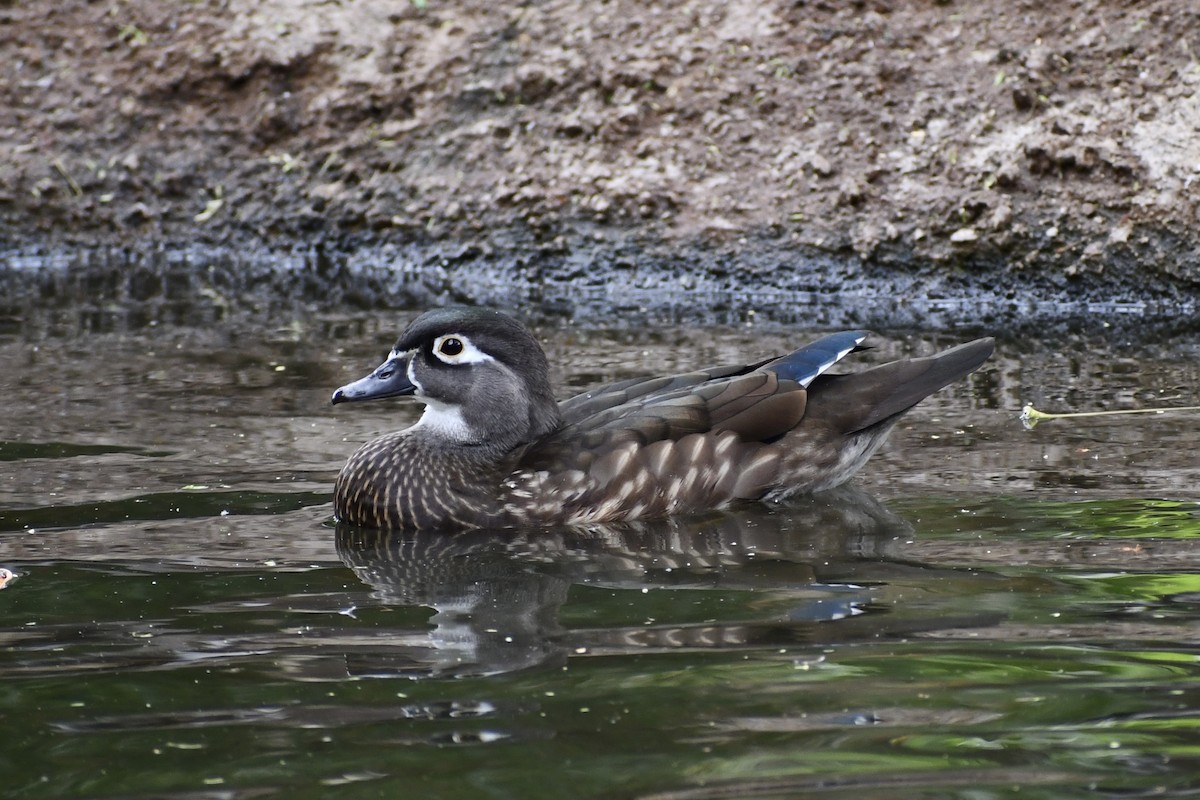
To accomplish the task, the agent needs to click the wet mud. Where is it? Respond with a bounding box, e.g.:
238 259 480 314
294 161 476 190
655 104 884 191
3 1 1200 314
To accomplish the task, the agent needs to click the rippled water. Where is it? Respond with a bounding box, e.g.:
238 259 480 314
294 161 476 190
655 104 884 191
3 302 1200 798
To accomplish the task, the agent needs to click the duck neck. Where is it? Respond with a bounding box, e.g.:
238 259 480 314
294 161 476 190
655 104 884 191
425 385 562 458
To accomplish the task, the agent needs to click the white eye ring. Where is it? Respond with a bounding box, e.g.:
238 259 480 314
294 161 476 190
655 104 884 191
431 334 493 365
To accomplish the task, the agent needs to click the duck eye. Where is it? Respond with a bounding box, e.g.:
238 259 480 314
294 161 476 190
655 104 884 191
438 337 464 357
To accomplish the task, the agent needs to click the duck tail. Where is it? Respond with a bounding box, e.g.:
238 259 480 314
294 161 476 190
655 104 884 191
808 338 995 435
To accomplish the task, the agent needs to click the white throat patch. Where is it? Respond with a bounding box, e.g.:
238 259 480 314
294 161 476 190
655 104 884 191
411 399 476 442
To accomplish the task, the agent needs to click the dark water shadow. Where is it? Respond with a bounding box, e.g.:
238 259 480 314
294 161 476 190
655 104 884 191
5 245 1200 340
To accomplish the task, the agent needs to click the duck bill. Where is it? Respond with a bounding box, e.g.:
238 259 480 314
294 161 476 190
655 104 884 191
331 353 417 405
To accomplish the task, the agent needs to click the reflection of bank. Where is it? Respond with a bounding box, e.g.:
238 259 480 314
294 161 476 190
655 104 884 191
335 487 1005 679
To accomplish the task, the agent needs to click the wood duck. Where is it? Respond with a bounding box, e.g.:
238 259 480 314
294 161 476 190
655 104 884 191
331 308 993 531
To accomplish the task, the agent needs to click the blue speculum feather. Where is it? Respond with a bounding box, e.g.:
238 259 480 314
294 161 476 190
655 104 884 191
765 331 870 387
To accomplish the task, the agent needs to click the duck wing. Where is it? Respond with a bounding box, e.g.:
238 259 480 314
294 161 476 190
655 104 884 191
556 330 869 424
502 332 875 523
545 330 871 452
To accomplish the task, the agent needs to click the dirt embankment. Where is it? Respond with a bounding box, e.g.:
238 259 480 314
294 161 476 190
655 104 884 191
3 0 1199 304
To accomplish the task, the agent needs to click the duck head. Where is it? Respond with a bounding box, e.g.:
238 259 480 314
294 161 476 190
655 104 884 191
332 308 563 452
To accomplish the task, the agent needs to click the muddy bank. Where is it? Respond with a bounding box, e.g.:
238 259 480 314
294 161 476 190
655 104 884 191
3 0 1200 311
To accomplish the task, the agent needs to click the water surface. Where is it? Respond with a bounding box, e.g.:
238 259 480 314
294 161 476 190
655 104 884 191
2 305 1200 798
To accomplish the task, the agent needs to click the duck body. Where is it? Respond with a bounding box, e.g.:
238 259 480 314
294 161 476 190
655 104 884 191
332 308 993 531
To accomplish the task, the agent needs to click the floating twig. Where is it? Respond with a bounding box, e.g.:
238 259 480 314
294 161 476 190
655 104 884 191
1021 403 1200 430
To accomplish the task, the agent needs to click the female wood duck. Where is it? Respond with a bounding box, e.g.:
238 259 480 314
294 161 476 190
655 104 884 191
332 308 993 531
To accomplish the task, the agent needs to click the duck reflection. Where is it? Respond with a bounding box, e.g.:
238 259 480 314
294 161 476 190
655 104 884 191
335 486 1003 679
